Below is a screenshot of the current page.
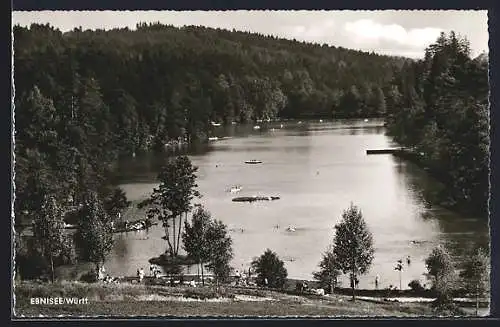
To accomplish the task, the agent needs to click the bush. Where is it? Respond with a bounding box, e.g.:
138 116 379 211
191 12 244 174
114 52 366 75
408 279 425 293
79 270 98 283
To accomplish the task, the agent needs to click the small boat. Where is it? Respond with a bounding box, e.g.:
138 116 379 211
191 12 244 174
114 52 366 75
286 226 296 232
253 125 261 130
208 136 218 141
245 160 262 164
364 119 369 122
319 119 323 123
256 119 263 123
231 121 237 125
280 124 284 128
211 121 222 127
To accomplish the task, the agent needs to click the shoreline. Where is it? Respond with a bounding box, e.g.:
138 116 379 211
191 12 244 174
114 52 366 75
391 149 486 218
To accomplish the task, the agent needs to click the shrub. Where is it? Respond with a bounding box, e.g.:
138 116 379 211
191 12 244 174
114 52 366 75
408 279 425 293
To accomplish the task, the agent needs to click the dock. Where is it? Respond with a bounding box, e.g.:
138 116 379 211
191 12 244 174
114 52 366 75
366 148 406 155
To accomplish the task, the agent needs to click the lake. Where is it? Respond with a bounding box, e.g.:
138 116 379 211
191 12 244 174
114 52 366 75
106 119 489 290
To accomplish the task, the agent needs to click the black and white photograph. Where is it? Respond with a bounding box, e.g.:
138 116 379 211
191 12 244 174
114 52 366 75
11 9 491 318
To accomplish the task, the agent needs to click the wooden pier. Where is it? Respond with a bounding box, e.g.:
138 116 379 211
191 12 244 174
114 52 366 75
366 148 406 155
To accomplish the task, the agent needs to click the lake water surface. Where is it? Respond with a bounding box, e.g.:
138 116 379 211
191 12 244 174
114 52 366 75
107 119 489 290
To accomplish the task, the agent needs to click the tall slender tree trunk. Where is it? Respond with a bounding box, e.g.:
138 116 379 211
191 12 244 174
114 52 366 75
50 255 55 283
172 216 177 256
351 271 356 301
201 263 205 286
476 286 479 316
197 261 200 283
176 212 184 255
164 224 174 257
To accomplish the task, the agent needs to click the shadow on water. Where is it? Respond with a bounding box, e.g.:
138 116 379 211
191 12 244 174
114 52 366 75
392 156 489 262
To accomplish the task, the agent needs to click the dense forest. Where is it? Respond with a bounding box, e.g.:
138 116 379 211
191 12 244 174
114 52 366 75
13 22 407 226
384 32 489 216
13 23 488 237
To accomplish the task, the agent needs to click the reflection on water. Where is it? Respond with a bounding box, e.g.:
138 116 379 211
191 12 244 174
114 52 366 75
106 119 489 290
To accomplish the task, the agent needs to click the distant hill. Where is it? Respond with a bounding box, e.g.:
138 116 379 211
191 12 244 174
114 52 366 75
14 23 409 128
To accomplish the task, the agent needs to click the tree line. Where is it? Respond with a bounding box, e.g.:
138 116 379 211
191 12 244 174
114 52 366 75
384 31 489 217
14 22 404 155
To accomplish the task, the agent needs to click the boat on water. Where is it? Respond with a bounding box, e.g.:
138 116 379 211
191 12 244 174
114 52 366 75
253 125 261 130
286 226 296 232
208 136 219 141
211 121 222 127
245 159 262 164
319 119 323 123
364 119 369 122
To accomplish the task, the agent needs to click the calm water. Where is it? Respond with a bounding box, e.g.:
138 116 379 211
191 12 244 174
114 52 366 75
106 119 489 290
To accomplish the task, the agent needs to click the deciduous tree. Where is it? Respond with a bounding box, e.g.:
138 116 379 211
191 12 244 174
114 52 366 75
251 249 288 289
332 203 374 300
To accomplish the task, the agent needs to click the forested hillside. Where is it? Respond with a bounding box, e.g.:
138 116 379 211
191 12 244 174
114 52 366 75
13 22 407 225
384 32 489 216
14 23 407 151
13 23 488 231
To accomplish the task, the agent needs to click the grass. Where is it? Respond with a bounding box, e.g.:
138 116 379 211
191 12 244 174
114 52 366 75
13 280 463 318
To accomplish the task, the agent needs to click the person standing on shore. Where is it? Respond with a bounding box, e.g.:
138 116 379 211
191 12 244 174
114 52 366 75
138 268 145 283
406 255 411 266
375 274 380 289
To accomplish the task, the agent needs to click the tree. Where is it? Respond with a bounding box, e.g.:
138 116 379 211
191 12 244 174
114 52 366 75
384 31 488 217
373 86 386 117
332 203 374 300
102 187 131 220
140 155 200 258
32 195 72 282
459 248 490 315
205 220 234 290
75 192 114 273
182 206 212 284
183 206 233 288
251 249 288 289
425 245 457 307
313 246 341 294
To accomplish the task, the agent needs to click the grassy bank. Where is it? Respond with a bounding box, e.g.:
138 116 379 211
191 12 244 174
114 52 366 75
14 281 462 318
